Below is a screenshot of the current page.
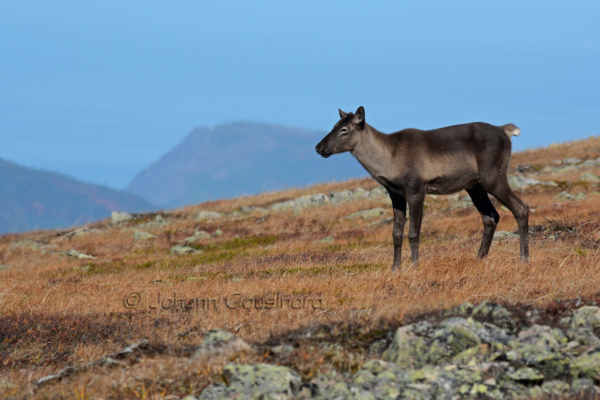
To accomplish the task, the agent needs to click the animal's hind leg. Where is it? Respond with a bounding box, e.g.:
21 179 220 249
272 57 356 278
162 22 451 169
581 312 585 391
485 181 529 261
466 184 500 259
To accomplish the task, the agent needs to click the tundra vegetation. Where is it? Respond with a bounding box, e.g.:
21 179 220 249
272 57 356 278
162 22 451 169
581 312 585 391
2 137 600 399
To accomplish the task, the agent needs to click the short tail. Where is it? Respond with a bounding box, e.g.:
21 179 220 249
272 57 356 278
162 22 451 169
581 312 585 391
502 123 521 138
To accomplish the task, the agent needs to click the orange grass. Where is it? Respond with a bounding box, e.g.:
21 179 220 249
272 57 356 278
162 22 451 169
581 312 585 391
2 137 600 398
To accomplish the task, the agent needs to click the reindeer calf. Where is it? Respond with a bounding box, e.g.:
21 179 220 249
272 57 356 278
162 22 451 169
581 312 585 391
316 107 529 270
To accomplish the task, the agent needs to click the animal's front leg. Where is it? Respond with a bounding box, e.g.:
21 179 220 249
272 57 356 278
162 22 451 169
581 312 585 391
390 193 407 271
407 191 426 266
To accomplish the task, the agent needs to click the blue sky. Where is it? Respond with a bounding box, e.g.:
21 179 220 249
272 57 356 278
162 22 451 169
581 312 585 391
1 1 599 188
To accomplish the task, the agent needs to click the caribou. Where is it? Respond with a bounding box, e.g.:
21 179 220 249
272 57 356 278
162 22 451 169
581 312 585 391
315 106 529 270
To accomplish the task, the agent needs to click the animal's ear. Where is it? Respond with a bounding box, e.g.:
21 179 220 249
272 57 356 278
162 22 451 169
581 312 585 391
338 109 348 118
352 106 365 128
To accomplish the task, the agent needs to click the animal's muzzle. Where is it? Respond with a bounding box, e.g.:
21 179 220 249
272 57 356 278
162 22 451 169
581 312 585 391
315 143 332 158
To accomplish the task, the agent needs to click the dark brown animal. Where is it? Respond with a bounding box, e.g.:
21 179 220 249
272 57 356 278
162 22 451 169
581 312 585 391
315 106 529 270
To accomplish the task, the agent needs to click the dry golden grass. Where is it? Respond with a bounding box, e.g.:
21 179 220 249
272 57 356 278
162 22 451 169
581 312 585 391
2 137 600 399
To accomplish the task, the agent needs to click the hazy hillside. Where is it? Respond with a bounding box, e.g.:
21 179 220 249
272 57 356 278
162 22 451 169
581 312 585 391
126 122 367 208
0 158 153 233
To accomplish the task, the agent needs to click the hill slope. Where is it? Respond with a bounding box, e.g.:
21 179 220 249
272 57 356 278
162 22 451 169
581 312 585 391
0 158 153 233
126 122 367 208
4 136 600 398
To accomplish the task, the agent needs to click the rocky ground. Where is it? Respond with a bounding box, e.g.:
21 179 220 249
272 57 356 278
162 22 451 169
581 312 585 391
183 301 600 400
3 137 600 399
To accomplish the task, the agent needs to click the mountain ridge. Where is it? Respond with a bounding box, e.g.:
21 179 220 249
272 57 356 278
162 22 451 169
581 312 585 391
0 157 153 233
126 121 368 208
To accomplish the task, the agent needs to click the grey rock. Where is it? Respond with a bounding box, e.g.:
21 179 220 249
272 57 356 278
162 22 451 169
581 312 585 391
555 191 576 201
198 363 301 400
170 245 201 255
347 208 386 220
580 172 600 182
569 306 600 331
111 211 134 224
472 301 519 334
184 230 212 243
195 329 251 358
353 188 370 199
196 211 223 221
382 325 428 368
369 186 388 198
319 236 334 244
63 249 95 259
133 231 157 241
270 200 301 213
330 190 354 204
0 264 11 270
213 228 223 236
563 157 582 165
295 193 329 207
508 176 558 190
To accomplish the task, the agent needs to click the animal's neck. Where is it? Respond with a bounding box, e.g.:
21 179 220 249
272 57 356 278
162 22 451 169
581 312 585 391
351 125 394 179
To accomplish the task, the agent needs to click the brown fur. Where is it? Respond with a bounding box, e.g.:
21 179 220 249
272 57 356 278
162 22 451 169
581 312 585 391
316 107 530 269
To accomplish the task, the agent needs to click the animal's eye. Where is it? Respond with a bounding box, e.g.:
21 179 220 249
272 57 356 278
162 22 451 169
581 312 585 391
339 128 349 136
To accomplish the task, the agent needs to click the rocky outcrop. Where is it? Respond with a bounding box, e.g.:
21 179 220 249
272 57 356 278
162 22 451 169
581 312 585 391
196 303 600 399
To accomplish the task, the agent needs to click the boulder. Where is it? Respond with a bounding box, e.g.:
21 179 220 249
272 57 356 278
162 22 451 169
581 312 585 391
347 208 386 220
508 176 558 190
555 191 576 201
329 190 354 204
170 245 201 255
184 231 212 243
64 249 95 259
580 172 600 182
295 193 329 207
198 363 301 400
195 329 251 358
196 211 223 221
111 211 133 224
381 326 428 368
472 301 519 334
569 306 600 331
353 188 370 199
133 231 157 241
369 186 388 198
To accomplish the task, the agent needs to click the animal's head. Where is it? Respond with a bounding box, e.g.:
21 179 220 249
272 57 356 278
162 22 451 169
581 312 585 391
315 106 365 158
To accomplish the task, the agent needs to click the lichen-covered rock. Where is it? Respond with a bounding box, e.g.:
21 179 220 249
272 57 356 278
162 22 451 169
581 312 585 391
196 211 223 221
352 188 370 199
569 306 600 331
133 231 157 241
270 200 301 213
570 378 600 397
197 363 301 400
295 193 329 207
369 186 388 198
444 302 474 317
506 325 570 379
472 301 519 334
508 176 557 190
111 211 133 224
438 317 514 346
580 172 600 182
555 191 576 201
381 326 428 368
184 230 212 243
330 190 354 204
570 351 600 380
170 245 201 255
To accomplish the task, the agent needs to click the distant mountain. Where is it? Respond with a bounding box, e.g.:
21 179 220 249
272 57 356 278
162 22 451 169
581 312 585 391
0 158 153 233
127 122 367 208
